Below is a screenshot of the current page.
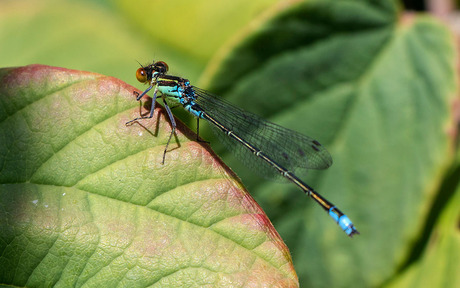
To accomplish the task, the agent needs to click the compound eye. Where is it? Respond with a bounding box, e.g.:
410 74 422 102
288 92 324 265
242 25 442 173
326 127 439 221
156 61 169 73
136 68 148 83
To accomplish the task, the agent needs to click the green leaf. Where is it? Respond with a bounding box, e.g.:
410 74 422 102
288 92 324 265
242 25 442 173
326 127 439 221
385 181 460 288
201 1 457 287
0 65 298 287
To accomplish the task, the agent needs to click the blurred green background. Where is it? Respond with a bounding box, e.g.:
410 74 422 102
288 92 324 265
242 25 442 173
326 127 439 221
1 0 458 287
0 0 278 86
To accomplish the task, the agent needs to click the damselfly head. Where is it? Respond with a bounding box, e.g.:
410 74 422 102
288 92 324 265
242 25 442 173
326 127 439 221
135 60 169 84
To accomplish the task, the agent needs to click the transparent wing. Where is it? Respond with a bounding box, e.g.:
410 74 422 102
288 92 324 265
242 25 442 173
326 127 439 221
192 86 332 180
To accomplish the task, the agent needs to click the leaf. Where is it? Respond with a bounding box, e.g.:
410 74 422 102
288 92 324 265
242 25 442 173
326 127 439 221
0 65 298 287
200 1 458 287
385 180 460 288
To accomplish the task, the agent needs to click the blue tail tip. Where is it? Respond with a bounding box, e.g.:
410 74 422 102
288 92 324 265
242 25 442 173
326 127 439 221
345 224 360 237
339 215 360 237
328 207 360 237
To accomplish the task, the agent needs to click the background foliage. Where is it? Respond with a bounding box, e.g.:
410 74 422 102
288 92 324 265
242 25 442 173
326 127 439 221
0 0 458 287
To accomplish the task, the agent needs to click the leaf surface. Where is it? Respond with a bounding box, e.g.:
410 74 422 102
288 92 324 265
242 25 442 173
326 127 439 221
0 65 298 287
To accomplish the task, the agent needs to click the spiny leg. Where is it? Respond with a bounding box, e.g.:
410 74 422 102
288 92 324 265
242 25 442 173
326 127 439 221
161 96 177 164
126 86 157 126
196 118 210 144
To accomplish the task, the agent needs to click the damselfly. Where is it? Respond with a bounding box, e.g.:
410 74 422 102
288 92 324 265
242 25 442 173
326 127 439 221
126 60 359 237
